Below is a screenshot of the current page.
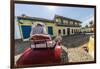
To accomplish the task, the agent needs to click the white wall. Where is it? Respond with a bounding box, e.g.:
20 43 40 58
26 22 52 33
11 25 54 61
14 17 22 39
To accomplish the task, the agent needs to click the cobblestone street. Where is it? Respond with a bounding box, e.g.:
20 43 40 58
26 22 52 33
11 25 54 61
61 34 94 63
67 46 94 62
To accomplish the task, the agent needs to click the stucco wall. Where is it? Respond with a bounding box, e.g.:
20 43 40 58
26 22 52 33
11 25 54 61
15 18 81 40
15 18 22 39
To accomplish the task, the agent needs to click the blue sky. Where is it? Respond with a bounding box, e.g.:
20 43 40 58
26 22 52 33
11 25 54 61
15 4 94 27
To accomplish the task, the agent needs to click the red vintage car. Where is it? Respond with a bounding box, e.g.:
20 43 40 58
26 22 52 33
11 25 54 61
16 34 62 67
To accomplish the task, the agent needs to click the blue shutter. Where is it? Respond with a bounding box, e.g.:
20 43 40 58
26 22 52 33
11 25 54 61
48 27 53 35
21 26 31 39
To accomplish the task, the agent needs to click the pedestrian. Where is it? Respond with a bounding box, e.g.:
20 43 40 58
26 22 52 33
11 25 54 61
54 32 62 45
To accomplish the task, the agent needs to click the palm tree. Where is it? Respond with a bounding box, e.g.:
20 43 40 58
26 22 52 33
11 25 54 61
21 14 26 17
85 25 88 28
89 21 93 27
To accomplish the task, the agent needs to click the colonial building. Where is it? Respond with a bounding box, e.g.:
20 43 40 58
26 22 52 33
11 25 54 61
16 15 82 41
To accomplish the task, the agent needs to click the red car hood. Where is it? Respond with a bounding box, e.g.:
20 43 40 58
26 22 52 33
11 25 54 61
16 45 61 66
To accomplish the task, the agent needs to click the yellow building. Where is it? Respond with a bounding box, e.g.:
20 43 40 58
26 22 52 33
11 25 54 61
17 15 82 41
81 27 94 33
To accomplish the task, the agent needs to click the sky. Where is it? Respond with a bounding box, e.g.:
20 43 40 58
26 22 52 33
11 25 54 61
15 4 94 27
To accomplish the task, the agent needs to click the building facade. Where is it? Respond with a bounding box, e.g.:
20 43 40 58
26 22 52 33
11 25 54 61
16 15 82 41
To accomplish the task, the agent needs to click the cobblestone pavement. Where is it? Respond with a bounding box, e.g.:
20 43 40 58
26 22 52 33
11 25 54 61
61 34 94 62
15 40 30 55
67 46 94 62
62 34 90 48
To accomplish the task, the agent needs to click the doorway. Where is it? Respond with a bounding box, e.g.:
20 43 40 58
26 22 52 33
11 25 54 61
67 28 70 35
